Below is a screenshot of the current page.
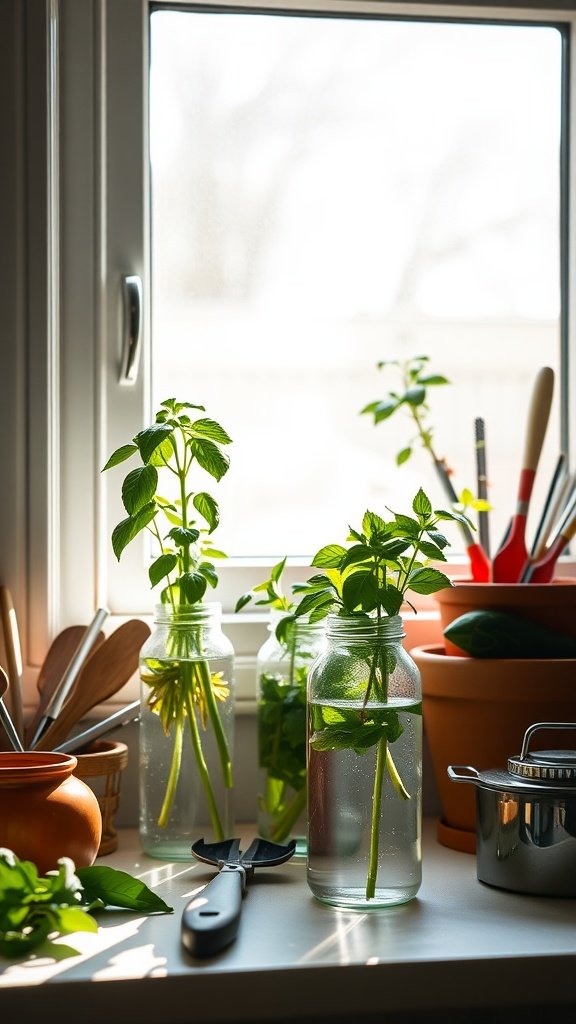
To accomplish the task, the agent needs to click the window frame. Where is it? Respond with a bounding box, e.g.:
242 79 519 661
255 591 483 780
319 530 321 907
4 0 576 696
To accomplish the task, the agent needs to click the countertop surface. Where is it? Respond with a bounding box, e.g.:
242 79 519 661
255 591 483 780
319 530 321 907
1 820 575 1024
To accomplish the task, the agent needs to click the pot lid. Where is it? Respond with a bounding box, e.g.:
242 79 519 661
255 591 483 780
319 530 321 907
507 722 576 784
508 748 576 783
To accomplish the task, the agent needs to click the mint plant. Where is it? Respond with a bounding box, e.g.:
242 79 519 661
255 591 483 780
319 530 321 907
236 559 319 844
0 848 172 958
294 489 466 898
102 398 233 839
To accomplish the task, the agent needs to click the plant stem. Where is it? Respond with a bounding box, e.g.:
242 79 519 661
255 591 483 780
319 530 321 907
157 716 183 828
195 659 233 788
184 689 225 841
366 735 387 899
269 785 306 844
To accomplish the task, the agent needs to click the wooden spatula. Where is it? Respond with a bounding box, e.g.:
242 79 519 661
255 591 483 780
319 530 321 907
25 625 105 748
33 619 151 751
492 366 554 583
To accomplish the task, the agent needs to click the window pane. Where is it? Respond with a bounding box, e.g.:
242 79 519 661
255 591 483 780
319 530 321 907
150 10 562 560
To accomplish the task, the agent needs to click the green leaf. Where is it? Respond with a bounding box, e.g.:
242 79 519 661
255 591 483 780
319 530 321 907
403 385 426 406
188 418 232 445
426 528 450 550
271 556 287 583
198 561 218 588
168 526 200 547
407 567 452 595
412 487 432 519
179 571 208 604
192 492 220 533
121 465 158 515
190 439 230 481
76 866 173 914
111 502 157 560
135 422 174 464
102 443 138 471
341 570 379 613
149 553 178 587
417 540 447 562
235 592 252 613
312 544 346 569
362 510 387 540
361 398 400 423
379 585 405 616
396 446 412 465
418 374 449 386
56 906 98 935
340 544 373 570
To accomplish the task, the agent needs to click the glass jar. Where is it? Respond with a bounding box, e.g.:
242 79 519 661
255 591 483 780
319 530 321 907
139 602 235 859
256 615 325 855
307 613 422 908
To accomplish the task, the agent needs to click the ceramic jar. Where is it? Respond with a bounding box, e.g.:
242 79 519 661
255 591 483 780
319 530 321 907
0 751 102 874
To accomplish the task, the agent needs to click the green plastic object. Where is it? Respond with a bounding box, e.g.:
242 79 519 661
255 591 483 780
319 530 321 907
443 609 576 659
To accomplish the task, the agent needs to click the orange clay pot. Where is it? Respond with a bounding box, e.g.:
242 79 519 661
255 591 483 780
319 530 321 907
413 643 576 854
0 751 102 874
435 578 576 656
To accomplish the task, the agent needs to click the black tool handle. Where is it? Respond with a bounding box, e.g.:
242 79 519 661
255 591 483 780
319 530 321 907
181 864 244 958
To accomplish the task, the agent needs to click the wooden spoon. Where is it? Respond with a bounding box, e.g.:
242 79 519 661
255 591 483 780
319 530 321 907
33 619 151 751
25 625 105 748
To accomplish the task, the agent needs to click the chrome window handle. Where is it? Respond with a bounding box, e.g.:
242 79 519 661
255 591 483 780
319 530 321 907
119 274 142 385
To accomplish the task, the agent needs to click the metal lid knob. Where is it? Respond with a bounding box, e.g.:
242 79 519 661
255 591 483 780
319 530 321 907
508 722 576 784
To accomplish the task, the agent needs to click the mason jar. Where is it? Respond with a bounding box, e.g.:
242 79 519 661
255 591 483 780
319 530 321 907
307 613 422 908
256 614 325 855
139 602 235 859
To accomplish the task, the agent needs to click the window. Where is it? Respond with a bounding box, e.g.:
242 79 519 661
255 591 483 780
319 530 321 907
149 8 564 569
6 1 576 674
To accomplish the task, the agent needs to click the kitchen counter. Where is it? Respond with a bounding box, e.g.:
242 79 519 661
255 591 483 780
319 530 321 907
1 820 575 1024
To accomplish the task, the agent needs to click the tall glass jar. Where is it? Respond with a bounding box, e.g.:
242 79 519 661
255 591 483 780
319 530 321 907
307 613 422 908
139 602 235 859
256 615 325 855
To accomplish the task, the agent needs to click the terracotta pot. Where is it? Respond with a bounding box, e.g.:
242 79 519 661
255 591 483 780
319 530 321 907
413 643 576 853
435 579 576 656
0 751 102 874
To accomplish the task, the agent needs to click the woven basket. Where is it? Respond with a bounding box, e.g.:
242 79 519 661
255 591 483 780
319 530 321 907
74 739 129 856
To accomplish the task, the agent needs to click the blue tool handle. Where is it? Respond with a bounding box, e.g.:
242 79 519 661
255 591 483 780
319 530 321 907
181 864 245 958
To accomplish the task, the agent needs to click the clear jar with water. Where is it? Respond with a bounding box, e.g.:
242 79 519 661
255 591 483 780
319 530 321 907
307 613 422 908
256 615 325 855
139 602 235 859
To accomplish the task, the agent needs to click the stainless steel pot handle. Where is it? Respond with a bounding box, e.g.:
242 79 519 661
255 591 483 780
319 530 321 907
520 722 576 760
447 765 480 785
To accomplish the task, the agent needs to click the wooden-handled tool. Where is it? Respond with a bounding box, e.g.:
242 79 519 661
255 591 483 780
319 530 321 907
492 367 554 583
33 619 150 751
0 665 24 752
25 624 105 748
0 586 24 742
29 608 109 749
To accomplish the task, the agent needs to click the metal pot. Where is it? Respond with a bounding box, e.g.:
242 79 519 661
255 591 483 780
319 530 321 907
448 722 576 896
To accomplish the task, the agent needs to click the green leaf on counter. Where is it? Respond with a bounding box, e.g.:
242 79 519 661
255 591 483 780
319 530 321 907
76 865 173 914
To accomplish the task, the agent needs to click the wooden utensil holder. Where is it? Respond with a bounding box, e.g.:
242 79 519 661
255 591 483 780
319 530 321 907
74 738 129 855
